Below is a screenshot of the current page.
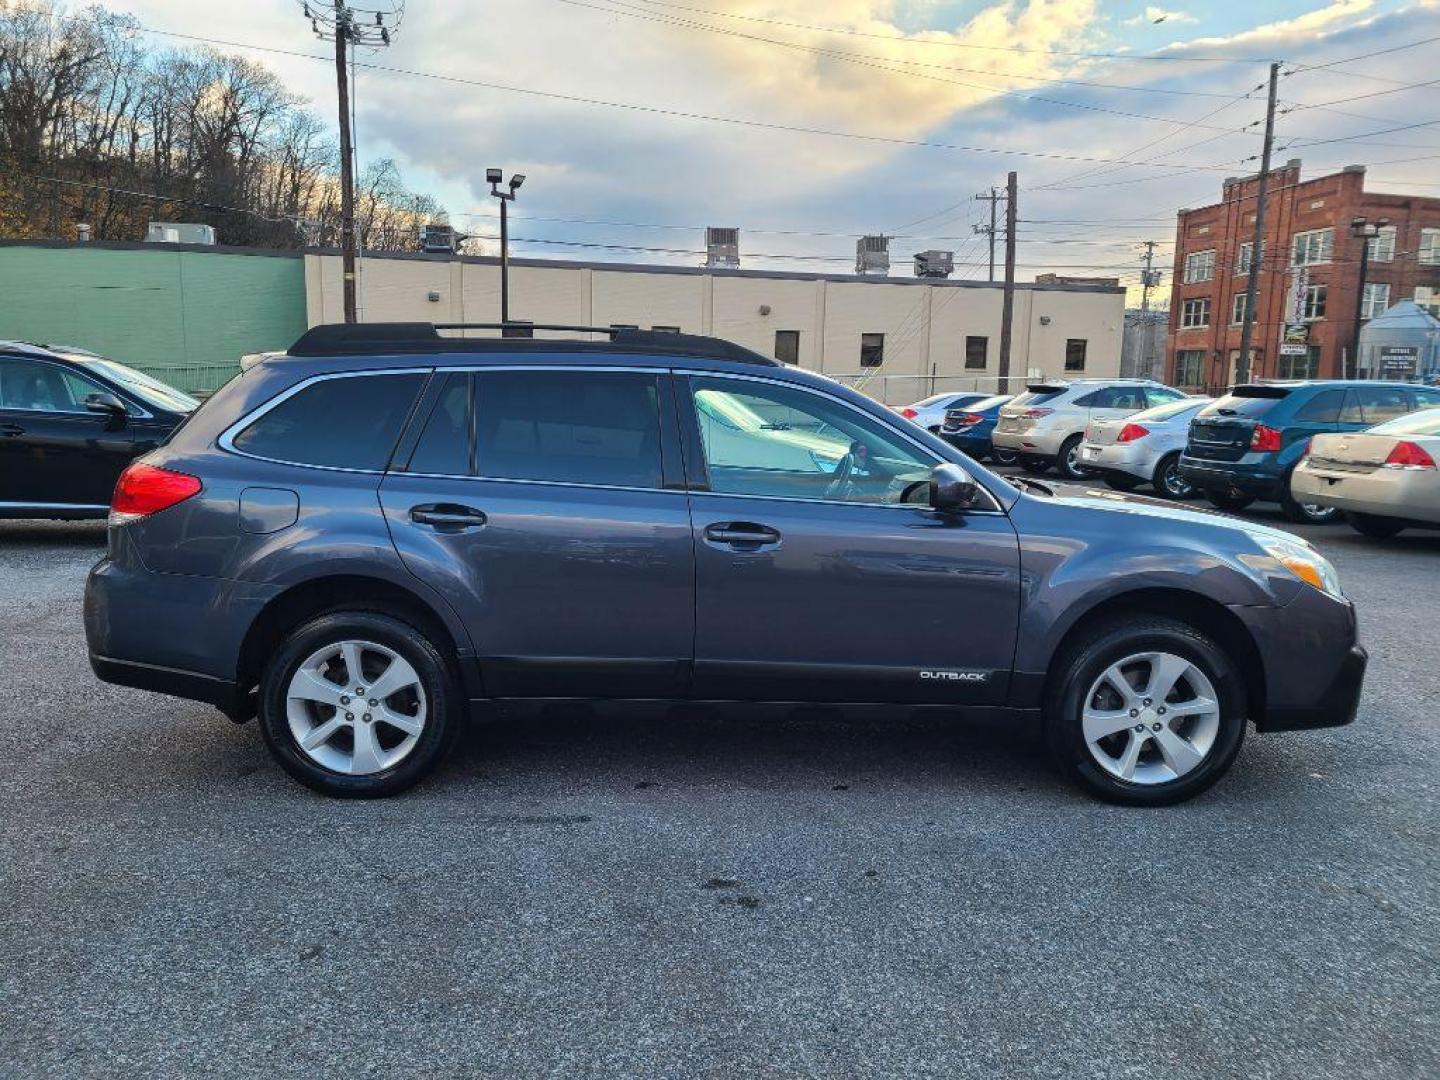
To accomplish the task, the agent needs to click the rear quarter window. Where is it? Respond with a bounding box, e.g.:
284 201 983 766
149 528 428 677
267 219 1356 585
231 372 426 469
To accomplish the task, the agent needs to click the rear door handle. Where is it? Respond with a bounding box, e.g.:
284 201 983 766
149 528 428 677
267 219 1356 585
410 503 488 530
703 521 781 548
0 423 24 437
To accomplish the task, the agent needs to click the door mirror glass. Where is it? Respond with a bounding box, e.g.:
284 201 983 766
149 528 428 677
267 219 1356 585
84 391 127 417
929 463 979 512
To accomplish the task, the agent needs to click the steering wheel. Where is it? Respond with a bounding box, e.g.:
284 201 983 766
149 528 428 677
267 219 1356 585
899 479 930 504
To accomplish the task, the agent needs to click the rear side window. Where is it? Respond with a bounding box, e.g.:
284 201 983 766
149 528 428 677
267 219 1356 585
407 373 472 475
1010 389 1064 408
1294 389 1346 423
1357 385 1412 425
1198 391 1286 419
474 370 664 489
231 372 424 469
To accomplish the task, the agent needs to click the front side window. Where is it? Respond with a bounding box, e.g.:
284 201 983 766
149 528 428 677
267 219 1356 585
474 370 664 489
1183 249 1215 284
1181 299 1210 329
860 333 885 368
0 358 111 413
688 376 933 505
1292 229 1333 267
1064 339 1087 372
231 373 425 470
965 335 987 370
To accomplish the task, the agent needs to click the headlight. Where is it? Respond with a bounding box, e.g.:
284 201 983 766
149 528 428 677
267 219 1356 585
1256 536 1344 600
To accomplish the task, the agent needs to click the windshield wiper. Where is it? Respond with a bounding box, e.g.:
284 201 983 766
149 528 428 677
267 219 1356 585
1007 475 1053 497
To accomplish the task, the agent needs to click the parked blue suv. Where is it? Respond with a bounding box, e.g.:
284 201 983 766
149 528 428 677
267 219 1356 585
85 323 1366 805
1180 380 1440 523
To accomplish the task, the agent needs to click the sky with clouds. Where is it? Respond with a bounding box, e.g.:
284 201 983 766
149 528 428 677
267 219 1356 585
117 0 1440 304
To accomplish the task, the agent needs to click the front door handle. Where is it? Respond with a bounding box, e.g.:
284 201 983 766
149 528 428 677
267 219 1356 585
0 423 24 438
410 503 488 530
703 521 781 548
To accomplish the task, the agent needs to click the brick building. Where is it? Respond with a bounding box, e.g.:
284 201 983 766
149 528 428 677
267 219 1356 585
1165 160 1440 390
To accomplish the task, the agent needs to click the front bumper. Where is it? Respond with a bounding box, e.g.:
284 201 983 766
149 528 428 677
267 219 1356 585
1178 455 1285 500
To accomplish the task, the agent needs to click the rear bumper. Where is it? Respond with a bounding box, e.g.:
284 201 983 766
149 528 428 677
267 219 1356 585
940 431 993 456
1079 441 1155 479
88 652 243 715
993 427 1068 456
1178 456 1285 499
1292 463 1440 523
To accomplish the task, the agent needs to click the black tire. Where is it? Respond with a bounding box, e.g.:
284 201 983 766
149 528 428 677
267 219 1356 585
1055 434 1092 481
1020 456 1052 475
1279 470 1341 524
1103 472 1142 493
1345 512 1406 539
991 447 1019 467
1203 490 1254 513
1151 452 1195 500
1045 616 1247 806
258 610 460 798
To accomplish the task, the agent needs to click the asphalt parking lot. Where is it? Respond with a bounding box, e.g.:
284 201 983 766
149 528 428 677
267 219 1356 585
2 485 1437 1079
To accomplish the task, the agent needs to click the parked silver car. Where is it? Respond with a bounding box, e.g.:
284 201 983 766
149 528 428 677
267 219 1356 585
993 379 1188 480
1291 406 1440 537
891 391 995 432
1080 396 1211 499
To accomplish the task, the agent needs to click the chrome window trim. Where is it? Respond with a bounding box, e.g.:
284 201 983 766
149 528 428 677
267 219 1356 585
397 472 684 497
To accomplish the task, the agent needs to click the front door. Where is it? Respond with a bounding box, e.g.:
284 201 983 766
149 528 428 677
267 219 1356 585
0 356 134 509
678 373 1021 705
379 367 694 698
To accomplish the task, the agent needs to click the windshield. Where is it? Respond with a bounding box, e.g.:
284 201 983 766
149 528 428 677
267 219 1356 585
61 355 198 413
1130 397 1207 424
1368 408 1440 437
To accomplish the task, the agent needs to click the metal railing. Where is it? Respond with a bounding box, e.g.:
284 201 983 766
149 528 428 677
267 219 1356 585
133 363 243 396
823 372 1039 405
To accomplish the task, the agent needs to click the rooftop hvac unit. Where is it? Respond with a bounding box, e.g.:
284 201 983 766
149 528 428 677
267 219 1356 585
145 222 216 245
705 227 740 269
913 250 954 278
855 234 890 275
420 223 465 254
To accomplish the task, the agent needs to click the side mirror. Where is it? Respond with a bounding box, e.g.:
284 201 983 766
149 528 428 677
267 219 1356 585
929 462 980 513
84 392 128 427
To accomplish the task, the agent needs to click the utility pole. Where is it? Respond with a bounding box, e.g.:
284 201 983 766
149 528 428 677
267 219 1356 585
304 1 402 324
1139 240 1162 379
998 171 1018 387
1236 61 1280 385
974 187 1001 282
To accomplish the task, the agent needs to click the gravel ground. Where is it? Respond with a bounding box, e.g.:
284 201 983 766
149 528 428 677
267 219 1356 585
1 493 1437 1079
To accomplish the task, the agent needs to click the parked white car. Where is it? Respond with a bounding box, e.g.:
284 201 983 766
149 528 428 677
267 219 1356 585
891 392 997 432
1080 396 1211 499
992 379 1188 480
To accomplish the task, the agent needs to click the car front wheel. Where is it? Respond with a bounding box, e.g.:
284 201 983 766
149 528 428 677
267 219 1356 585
1056 434 1092 481
1045 616 1246 806
258 610 459 797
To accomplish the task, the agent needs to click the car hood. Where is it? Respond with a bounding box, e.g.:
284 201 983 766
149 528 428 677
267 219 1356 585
1033 483 1308 546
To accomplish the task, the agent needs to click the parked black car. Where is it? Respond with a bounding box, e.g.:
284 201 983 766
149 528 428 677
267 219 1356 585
85 323 1365 806
0 342 197 519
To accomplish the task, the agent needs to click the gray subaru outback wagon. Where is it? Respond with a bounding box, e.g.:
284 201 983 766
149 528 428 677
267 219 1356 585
84 323 1366 804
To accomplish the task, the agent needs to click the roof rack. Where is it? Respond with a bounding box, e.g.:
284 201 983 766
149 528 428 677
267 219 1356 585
287 322 778 366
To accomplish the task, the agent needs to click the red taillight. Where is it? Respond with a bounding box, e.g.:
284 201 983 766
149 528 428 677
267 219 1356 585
955 412 984 427
110 463 202 524
898 407 918 420
1022 408 1054 419
1383 441 1437 470
1117 423 1150 444
1250 424 1282 453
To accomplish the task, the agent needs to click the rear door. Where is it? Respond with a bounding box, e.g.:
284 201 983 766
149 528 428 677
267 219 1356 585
379 366 695 698
0 356 134 509
679 372 1021 705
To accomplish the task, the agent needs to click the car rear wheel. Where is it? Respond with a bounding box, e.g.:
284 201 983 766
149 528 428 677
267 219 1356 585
1280 474 1342 524
1103 472 1141 492
1151 452 1194 500
1203 490 1254 513
258 610 459 798
1345 512 1406 539
1045 617 1246 806
1056 434 1092 481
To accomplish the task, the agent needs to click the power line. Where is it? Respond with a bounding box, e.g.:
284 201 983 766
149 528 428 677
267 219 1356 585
1287 32 1440 73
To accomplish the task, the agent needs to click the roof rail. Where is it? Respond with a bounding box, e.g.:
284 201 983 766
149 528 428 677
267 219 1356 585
287 322 778 366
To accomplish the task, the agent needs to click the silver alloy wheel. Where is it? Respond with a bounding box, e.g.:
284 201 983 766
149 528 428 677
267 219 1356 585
1161 460 1193 498
1081 651 1220 785
286 639 427 775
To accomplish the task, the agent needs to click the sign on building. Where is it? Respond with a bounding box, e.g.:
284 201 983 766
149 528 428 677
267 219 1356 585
1380 345 1419 377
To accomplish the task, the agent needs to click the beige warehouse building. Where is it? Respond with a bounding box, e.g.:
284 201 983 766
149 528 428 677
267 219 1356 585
305 252 1125 403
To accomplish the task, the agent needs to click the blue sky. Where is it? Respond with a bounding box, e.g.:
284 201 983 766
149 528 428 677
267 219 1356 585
122 0 1440 303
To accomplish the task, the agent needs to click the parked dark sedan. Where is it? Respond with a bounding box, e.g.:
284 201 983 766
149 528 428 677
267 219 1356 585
0 342 197 519
938 394 1015 464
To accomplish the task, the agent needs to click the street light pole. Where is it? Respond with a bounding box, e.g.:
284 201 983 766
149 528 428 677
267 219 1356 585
487 168 526 326
1349 216 1387 379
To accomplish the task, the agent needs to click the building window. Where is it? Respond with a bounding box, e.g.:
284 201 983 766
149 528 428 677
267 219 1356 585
964 335 987 370
651 325 681 333
860 333 884 368
1183 249 1215 284
1291 228 1333 267
1180 298 1210 329
1064 339 1087 372
1301 284 1328 321
1420 229 1440 265
1231 292 1252 325
1416 286 1440 315
501 321 534 338
774 330 800 365
609 323 639 331
1236 241 1264 275
1368 226 1396 263
1278 347 1320 380
1175 349 1205 387
1361 282 1391 320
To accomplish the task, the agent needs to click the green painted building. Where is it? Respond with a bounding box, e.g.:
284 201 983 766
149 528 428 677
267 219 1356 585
0 240 308 393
